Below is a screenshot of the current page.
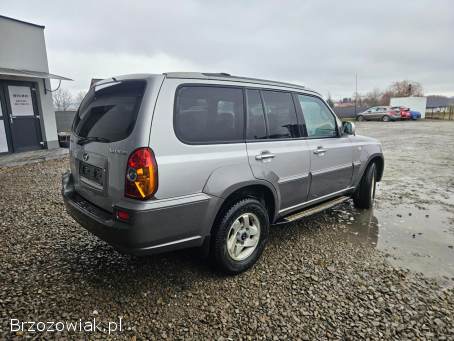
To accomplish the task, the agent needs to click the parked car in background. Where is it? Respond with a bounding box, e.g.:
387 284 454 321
62 72 384 274
391 106 411 120
391 106 422 120
356 106 400 122
410 110 422 120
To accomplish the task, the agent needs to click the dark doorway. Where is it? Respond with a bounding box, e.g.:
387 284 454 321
0 80 43 153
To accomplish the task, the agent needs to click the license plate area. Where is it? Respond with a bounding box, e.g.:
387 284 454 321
79 161 104 189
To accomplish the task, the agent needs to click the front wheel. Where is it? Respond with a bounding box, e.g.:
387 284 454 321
382 115 390 122
353 163 377 209
356 115 365 122
211 198 269 274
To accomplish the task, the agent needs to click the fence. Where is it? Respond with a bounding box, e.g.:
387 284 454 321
425 106 454 120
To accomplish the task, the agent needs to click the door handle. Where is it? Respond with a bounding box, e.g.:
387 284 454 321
313 146 327 155
9 115 14 124
255 151 275 160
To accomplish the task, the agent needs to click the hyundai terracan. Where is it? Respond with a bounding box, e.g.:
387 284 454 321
62 72 384 274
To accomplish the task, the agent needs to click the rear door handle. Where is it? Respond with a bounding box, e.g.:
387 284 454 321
313 146 327 155
255 151 275 160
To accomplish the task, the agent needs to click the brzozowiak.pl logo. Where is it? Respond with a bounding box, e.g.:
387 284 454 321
10 317 123 335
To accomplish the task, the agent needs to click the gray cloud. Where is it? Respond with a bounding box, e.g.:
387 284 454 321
1 0 453 98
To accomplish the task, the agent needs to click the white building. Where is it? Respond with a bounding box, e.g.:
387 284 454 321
390 96 427 119
0 15 71 154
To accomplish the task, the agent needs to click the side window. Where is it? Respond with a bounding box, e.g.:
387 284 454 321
174 86 244 143
297 95 338 138
261 91 300 139
246 89 267 140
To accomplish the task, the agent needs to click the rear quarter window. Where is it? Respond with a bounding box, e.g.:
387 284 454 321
73 80 146 142
174 86 244 144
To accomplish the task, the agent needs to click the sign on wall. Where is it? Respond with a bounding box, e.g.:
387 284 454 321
8 86 34 116
0 102 8 153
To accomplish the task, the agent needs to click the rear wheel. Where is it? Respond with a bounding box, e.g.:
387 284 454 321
211 198 269 274
353 163 377 209
356 115 365 122
382 115 390 122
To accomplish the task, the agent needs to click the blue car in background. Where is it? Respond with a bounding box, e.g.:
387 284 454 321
410 110 421 120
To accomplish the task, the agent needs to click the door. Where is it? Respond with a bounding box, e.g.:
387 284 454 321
245 89 311 210
1 81 43 153
296 94 353 200
0 93 10 154
363 108 374 120
373 107 385 120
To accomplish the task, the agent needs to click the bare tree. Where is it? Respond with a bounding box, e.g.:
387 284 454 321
74 91 87 108
53 88 73 111
380 90 393 106
352 92 364 107
353 80 424 107
363 88 383 107
388 80 424 97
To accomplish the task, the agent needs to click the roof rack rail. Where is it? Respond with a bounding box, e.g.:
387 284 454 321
163 72 317 94
202 72 231 77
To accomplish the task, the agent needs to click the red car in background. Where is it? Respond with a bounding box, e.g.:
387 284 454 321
391 106 411 119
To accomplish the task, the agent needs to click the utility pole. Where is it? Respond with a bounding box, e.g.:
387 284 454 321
354 73 358 115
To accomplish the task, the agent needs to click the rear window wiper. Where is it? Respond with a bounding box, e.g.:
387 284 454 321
77 136 111 145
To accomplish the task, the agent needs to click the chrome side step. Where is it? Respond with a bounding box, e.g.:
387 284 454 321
275 196 350 224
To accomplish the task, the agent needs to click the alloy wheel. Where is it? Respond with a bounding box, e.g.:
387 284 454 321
226 213 261 261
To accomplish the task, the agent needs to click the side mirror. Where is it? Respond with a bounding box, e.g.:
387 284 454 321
342 121 356 135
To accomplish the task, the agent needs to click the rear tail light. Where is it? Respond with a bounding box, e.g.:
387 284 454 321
125 147 158 200
116 209 130 222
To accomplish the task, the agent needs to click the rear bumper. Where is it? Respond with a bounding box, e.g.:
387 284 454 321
62 172 219 255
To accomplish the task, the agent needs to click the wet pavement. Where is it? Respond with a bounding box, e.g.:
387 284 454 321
338 120 454 287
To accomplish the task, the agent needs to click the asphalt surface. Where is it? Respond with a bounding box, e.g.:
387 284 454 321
1 120 453 340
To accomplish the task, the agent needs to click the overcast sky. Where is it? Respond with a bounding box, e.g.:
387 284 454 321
1 0 453 99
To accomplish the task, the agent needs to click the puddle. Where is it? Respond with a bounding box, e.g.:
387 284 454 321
333 201 454 287
328 121 454 288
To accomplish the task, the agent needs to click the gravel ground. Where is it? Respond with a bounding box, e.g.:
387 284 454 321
1 122 454 340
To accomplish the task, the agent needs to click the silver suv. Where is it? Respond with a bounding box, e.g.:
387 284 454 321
62 72 384 274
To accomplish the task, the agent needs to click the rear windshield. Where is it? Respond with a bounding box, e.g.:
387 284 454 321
73 80 146 142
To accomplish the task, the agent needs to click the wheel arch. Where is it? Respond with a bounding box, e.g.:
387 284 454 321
353 152 384 190
369 155 384 181
211 182 278 231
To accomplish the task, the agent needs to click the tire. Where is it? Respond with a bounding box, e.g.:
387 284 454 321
382 115 390 122
356 115 365 122
211 198 269 274
353 163 377 209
